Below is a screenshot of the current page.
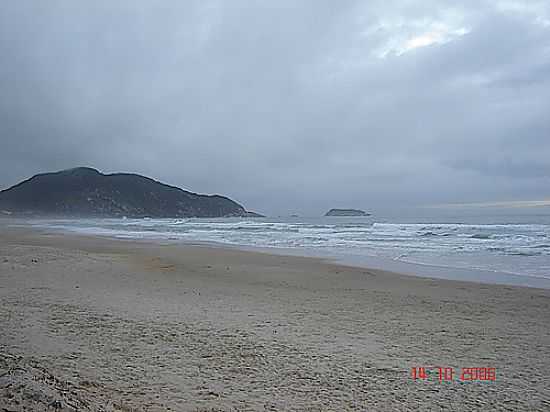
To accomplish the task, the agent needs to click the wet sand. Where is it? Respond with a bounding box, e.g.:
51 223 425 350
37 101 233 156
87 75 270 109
1 227 549 411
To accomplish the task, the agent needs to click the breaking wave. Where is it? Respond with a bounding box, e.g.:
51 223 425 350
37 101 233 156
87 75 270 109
22 217 550 279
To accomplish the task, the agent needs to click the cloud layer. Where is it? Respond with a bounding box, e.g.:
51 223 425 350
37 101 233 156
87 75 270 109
1 0 549 214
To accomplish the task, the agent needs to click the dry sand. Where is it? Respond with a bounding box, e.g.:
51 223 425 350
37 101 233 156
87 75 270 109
1 226 549 411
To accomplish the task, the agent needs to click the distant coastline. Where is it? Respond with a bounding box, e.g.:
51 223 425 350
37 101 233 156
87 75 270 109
0 167 263 218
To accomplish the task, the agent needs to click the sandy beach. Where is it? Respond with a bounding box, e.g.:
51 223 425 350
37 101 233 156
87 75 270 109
1 226 549 411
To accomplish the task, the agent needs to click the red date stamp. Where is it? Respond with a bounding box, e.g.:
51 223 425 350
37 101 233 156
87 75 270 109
411 366 496 382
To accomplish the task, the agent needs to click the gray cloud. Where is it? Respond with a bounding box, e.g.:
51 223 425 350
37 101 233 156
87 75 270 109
0 0 549 214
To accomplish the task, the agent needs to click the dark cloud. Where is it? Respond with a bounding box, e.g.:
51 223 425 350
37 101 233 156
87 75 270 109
1 1 549 214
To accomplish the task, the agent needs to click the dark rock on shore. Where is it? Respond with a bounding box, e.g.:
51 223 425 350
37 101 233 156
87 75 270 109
243 211 266 218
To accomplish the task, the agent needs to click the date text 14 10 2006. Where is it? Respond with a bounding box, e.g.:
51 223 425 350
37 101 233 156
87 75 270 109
411 366 496 382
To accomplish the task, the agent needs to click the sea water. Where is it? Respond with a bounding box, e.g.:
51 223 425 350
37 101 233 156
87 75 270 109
18 206 550 288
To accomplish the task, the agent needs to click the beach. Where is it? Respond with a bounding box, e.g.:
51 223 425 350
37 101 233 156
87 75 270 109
1 227 549 411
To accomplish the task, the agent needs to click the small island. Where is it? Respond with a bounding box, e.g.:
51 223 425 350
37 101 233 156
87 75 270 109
325 208 370 217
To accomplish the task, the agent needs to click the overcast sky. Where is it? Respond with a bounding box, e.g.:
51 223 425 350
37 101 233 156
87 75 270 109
0 1 549 215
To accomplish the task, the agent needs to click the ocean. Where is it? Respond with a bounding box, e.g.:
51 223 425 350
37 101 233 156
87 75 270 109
17 206 550 288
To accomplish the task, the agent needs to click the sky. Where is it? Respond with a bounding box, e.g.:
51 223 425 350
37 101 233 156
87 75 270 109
0 0 549 215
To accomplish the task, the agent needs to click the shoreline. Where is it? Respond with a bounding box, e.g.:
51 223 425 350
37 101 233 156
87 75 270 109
5 219 550 290
1 226 550 410
232 243 550 290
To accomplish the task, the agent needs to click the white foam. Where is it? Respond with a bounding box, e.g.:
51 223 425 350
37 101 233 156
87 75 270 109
21 217 550 279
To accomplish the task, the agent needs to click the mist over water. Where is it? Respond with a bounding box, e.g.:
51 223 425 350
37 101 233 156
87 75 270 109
20 206 550 282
